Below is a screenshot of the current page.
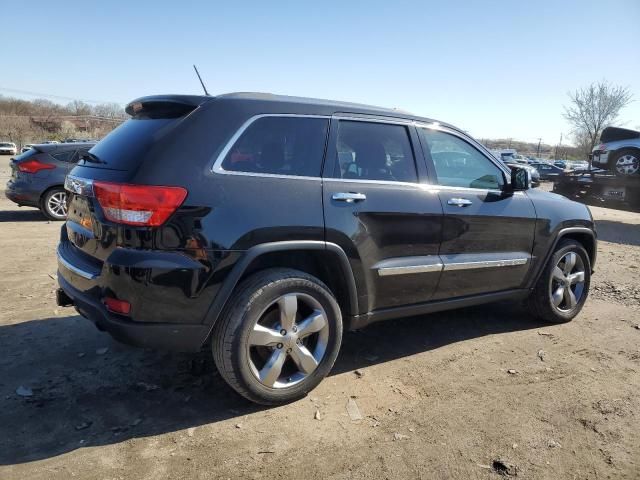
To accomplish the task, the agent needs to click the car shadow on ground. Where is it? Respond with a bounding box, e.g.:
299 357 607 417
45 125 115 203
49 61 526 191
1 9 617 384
0 208 47 222
594 219 640 247
0 302 546 466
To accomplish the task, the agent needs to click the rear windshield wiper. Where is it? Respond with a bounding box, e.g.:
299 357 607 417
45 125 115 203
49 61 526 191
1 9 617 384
81 152 107 164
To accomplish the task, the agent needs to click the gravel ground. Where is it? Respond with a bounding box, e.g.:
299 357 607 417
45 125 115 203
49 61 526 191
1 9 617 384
0 158 638 480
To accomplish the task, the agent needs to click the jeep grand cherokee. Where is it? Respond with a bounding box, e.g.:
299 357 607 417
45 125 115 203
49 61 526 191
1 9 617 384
56 93 596 405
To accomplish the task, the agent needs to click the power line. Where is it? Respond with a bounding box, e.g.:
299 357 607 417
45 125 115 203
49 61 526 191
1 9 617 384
0 114 124 122
0 87 126 106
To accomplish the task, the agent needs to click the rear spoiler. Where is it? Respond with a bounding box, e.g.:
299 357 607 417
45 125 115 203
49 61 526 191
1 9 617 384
600 126 640 143
125 95 211 119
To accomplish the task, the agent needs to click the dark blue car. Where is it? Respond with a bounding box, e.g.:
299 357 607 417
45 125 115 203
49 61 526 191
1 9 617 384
530 161 565 180
5 142 95 220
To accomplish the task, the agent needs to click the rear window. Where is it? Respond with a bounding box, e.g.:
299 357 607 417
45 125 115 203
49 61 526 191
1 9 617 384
85 118 176 170
221 116 329 177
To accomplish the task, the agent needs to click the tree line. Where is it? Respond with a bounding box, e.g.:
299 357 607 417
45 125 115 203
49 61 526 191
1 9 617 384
1 82 634 158
0 95 126 149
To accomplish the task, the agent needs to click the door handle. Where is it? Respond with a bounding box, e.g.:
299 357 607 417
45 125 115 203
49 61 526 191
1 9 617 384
447 197 473 207
332 192 366 203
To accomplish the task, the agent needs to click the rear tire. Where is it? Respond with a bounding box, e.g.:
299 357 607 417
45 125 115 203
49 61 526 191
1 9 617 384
41 187 68 221
212 268 343 405
528 239 591 323
611 149 640 177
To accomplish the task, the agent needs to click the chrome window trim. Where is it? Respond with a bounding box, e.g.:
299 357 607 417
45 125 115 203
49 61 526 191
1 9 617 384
324 177 423 188
426 184 509 195
210 113 331 178
208 112 515 190
443 257 529 271
326 176 525 195
332 114 415 126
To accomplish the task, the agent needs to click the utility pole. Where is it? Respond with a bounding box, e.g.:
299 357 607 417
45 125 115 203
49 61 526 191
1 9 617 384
536 138 542 158
554 133 562 159
508 138 512 149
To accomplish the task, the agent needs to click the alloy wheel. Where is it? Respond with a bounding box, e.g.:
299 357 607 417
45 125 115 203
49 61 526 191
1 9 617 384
615 154 639 175
247 292 329 389
549 252 586 312
47 191 68 218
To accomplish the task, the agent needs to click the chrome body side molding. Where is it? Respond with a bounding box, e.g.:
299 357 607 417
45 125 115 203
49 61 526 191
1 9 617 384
376 253 530 276
442 258 529 271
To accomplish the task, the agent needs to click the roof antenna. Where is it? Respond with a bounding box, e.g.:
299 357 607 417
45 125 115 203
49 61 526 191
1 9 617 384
193 64 210 96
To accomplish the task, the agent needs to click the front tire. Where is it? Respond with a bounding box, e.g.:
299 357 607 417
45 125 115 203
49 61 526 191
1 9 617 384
528 239 591 323
212 268 343 405
41 187 68 221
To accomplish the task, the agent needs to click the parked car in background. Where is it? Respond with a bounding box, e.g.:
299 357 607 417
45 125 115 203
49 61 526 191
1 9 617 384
5 142 96 220
21 144 34 153
55 92 595 405
503 159 540 187
530 161 565 180
511 154 531 164
570 160 590 171
491 149 517 163
554 159 568 169
0 142 18 155
591 126 640 177
63 138 99 143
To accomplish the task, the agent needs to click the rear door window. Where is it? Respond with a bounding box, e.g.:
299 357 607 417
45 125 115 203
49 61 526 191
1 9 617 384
51 150 76 163
330 121 418 183
221 116 329 177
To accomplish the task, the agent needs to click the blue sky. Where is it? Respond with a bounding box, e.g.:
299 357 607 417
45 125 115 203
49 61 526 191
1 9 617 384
2 0 639 145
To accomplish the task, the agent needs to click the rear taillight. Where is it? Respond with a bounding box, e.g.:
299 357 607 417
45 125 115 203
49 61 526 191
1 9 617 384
18 160 56 173
597 144 607 152
93 181 187 227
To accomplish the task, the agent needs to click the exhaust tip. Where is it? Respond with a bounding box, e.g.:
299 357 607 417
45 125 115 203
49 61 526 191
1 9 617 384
56 288 74 307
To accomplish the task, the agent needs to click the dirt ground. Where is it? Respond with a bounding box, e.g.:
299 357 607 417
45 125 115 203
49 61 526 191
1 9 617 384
0 156 638 480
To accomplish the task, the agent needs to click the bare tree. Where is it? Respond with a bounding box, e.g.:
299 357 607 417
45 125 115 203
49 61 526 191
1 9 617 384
571 129 594 159
564 81 633 155
67 100 92 116
93 102 125 119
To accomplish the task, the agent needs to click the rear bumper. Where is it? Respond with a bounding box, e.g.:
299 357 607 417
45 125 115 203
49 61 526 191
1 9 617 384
58 273 209 351
56 229 215 352
5 181 41 207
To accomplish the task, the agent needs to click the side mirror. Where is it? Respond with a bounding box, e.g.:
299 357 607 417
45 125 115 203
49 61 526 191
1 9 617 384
508 166 530 192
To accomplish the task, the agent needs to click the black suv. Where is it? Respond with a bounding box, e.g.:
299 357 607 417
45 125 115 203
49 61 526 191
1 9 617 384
56 93 596 405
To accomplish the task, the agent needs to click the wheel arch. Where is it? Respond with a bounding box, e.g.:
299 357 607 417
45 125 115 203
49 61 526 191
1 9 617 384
610 145 640 155
202 241 359 331
559 229 596 269
534 227 597 287
39 184 65 204
39 184 67 218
